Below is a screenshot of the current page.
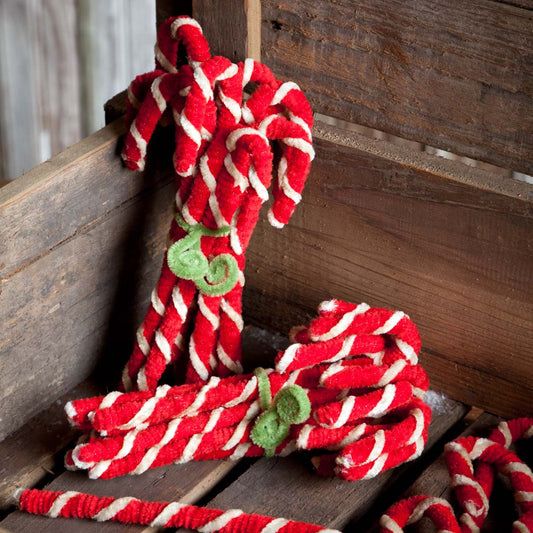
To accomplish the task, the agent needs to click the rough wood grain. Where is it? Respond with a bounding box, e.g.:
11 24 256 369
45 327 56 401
243 121 533 418
0 380 101 511
194 0 261 62
0 121 175 441
156 0 192 29
261 0 533 174
176 395 468 532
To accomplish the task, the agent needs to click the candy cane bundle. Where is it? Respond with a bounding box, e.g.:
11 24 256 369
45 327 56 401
63 300 431 482
379 417 533 533
119 15 314 391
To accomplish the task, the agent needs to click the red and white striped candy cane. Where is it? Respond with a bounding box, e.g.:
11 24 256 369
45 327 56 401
379 417 533 533
16 489 341 533
119 16 314 390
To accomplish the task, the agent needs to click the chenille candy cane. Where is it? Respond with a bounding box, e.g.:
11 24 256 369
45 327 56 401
63 301 431 481
379 417 533 533
119 16 314 391
16 489 341 533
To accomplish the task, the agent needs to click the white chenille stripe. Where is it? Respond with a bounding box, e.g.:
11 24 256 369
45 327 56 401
181 377 221 417
267 209 284 228
373 312 404 335
226 377 258 408
226 127 269 152
290 115 313 141
137 368 149 391
47 491 80 518
224 153 249 192
131 122 148 160
502 462 533 476
516 491 533 502
218 91 241 120
136 326 150 355
470 438 493 460
283 137 315 159
525 425 533 439
362 452 388 479
319 361 344 386
451 474 488 516
150 501 187 527
180 113 202 147
230 442 251 460
172 285 189 321
407 497 454 525
193 66 214 100
242 58 255 86
497 421 513 448
338 422 367 448
118 385 171 431
151 76 167 112
99 390 123 410
513 521 530 533
93 497 136 521
395 338 418 363
249 163 269 201
377 360 407 387
367 384 396 418
151 288 165 316
278 157 302 203
171 17 203 37
271 81 300 105
296 425 313 450
259 518 290 533
276 343 301 373
155 331 172 363
220 299 244 331
189 337 210 382
407 408 425 445
368 430 386 462
199 509 243 532
312 303 370 341
379 514 403 533
325 335 356 363
461 512 481 533
199 294 220 329
330 396 355 429
222 403 259 450
217 345 244 374
230 210 243 255
127 84 141 109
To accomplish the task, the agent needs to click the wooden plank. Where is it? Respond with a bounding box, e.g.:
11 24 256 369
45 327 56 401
194 0 261 62
261 0 533 174
0 121 176 441
243 120 533 418
177 393 468 531
0 380 101 511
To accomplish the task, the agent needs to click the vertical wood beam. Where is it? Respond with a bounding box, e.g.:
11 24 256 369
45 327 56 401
193 0 261 62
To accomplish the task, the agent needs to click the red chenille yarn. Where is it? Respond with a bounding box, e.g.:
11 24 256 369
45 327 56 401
118 15 315 391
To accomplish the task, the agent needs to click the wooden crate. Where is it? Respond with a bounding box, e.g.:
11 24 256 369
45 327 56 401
0 1 531 531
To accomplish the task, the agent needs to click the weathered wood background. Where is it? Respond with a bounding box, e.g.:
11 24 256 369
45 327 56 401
0 0 156 182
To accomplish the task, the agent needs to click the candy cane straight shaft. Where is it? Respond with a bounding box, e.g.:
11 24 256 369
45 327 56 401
17 489 341 533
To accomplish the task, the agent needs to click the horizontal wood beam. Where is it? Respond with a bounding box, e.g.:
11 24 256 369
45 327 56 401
261 0 533 174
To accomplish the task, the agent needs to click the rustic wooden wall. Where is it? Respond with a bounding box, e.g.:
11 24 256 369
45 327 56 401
0 0 156 182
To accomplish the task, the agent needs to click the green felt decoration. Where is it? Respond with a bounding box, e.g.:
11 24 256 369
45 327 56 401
167 213 238 296
250 368 311 456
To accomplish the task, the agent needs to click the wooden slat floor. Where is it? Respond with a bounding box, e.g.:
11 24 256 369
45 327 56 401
2 327 527 533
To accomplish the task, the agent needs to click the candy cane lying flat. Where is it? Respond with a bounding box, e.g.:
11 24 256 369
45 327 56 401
379 416 533 533
64 301 431 481
16 489 341 533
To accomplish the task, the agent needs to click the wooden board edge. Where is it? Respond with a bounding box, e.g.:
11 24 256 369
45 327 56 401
313 120 533 206
0 119 125 208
